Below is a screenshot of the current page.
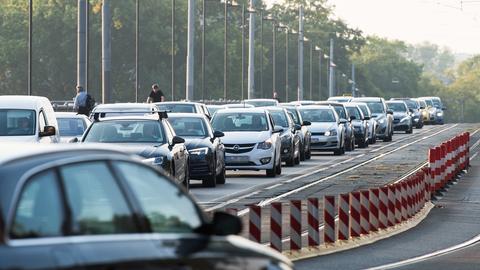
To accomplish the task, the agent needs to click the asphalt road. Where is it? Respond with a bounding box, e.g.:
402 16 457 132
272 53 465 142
294 130 480 270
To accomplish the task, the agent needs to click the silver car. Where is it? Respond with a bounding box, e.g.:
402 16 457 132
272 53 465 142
353 102 377 144
298 105 347 155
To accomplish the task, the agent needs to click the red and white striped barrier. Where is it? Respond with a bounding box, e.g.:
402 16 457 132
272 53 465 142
369 188 380 231
324 196 336 243
401 182 408 220
338 193 350 240
395 183 402 223
406 179 413 218
387 185 397 226
307 198 320 246
360 190 370 234
270 202 282 252
290 200 302 250
350 191 361 237
379 187 389 229
249 205 261 243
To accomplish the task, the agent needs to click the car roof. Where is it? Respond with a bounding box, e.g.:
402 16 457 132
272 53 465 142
244 98 277 102
264 106 286 112
55 112 89 118
157 101 200 105
91 114 162 122
0 95 50 109
386 100 405 104
93 103 157 111
215 108 267 114
167 113 206 119
297 105 332 110
315 101 345 107
352 97 383 102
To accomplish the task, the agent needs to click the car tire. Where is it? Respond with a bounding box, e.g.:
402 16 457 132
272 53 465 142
182 165 190 191
267 155 277 177
406 127 413 134
203 174 216 188
305 146 312 160
294 147 300 165
334 145 345 156
276 159 282 175
300 143 306 161
216 165 226 185
286 148 295 167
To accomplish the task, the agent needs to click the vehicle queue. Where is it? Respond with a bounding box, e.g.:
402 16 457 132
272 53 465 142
0 94 447 269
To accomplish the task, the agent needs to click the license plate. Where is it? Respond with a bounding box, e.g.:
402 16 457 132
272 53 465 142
311 137 320 143
226 156 249 162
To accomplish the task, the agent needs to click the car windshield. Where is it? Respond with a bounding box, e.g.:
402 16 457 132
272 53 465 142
211 112 269 132
333 106 348 119
0 109 36 136
358 105 371 117
58 118 87 136
244 100 277 107
156 103 196 113
207 106 221 115
168 117 209 137
396 99 418 110
84 120 165 143
432 99 441 108
387 102 408 112
285 108 301 125
365 102 385 114
424 99 433 107
299 108 336 123
268 110 289 128
347 107 362 120
419 100 427 108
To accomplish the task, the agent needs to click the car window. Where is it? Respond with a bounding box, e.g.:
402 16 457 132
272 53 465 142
0 109 36 136
358 105 370 117
387 103 407 112
244 100 277 107
365 102 385 114
333 106 347 119
269 110 289 128
84 120 165 143
59 161 137 235
115 162 202 233
58 118 87 136
299 109 336 122
285 108 301 125
38 111 46 132
156 104 196 113
212 112 269 132
168 117 208 137
10 170 63 239
347 107 362 120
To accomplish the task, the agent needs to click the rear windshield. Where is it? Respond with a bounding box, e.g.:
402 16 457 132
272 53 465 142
244 100 277 107
156 104 196 113
268 110 289 128
0 109 36 136
387 102 407 112
58 118 87 136
332 105 347 119
168 117 209 137
299 108 336 123
357 105 370 117
285 108 301 125
346 107 362 120
84 120 165 143
211 112 268 132
364 102 385 114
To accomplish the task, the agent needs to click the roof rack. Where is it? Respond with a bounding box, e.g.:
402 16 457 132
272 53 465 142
92 110 169 122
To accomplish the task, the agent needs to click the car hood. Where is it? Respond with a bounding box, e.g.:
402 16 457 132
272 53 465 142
221 131 271 144
393 112 408 119
0 136 38 143
110 143 170 158
183 137 212 150
351 120 364 127
309 122 337 132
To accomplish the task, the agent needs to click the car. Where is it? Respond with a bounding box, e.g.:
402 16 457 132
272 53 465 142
419 96 445 124
0 95 60 143
415 98 431 124
243 98 279 107
298 105 347 155
55 112 91 143
80 111 190 189
168 113 226 187
390 98 424 128
223 103 255 109
211 108 283 177
266 107 301 166
353 102 377 144
327 96 352 103
351 97 394 142
90 103 157 119
344 103 369 148
0 143 293 270
280 105 312 160
386 100 414 134
315 101 356 151
155 101 211 119
418 97 437 124
206 104 224 115
289 100 316 106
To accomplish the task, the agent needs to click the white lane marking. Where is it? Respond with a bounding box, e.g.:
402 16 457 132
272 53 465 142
256 124 458 208
265 183 283 190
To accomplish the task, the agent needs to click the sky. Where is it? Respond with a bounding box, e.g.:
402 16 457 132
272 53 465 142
265 0 480 55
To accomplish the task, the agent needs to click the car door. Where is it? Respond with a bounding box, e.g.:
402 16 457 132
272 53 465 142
4 169 81 270
165 120 187 181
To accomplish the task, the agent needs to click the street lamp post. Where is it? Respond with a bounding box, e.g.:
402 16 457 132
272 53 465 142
223 0 239 100
28 0 32 95
260 9 263 98
241 4 245 99
135 0 139 102
171 0 176 101
314 46 322 100
309 41 313 100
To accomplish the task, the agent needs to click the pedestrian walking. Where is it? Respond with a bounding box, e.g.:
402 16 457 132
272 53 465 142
147 84 165 103
74 85 95 116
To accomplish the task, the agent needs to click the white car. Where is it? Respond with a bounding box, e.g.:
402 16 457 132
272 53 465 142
298 105 347 155
211 108 283 177
90 103 158 120
55 112 92 143
0 95 60 143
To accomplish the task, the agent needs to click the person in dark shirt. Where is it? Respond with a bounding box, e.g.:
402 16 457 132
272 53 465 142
147 84 165 103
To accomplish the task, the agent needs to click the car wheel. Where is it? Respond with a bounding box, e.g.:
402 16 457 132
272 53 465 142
294 146 300 165
305 146 312 160
286 146 295 167
276 159 282 175
216 165 226 185
406 127 413 134
203 174 216 188
266 155 277 177
182 164 190 191
334 146 344 156
300 142 306 161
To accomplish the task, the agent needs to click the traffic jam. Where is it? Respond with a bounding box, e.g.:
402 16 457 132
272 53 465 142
0 94 448 269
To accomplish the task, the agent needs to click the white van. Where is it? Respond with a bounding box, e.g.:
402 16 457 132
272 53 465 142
0 95 60 143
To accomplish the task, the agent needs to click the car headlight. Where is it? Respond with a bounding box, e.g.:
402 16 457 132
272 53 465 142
143 156 165 165
257 139 273 150
189 147 209 155
437 112 443 117
325 129 337 136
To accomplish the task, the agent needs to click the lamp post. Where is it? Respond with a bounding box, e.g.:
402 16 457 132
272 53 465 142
315 46 322 100
171 0 175 101
223 0 239 100
135 0 139 102
28 0 32 95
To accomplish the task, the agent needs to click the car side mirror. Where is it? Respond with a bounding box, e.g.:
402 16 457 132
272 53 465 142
273 125 284 133
68 137 79 143
39 126 56 137
339 119 347 124
420 106 425 110
442 107 447 111
211 211 243 236
294 124 302 131
171 136 185 145
386 109 394 115
302 120 311 126
409 108 414 113
364 116 370 120
213 130 224 138
349 115 356 121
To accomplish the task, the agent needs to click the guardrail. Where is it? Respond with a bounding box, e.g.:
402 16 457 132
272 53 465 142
221 132 470 253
